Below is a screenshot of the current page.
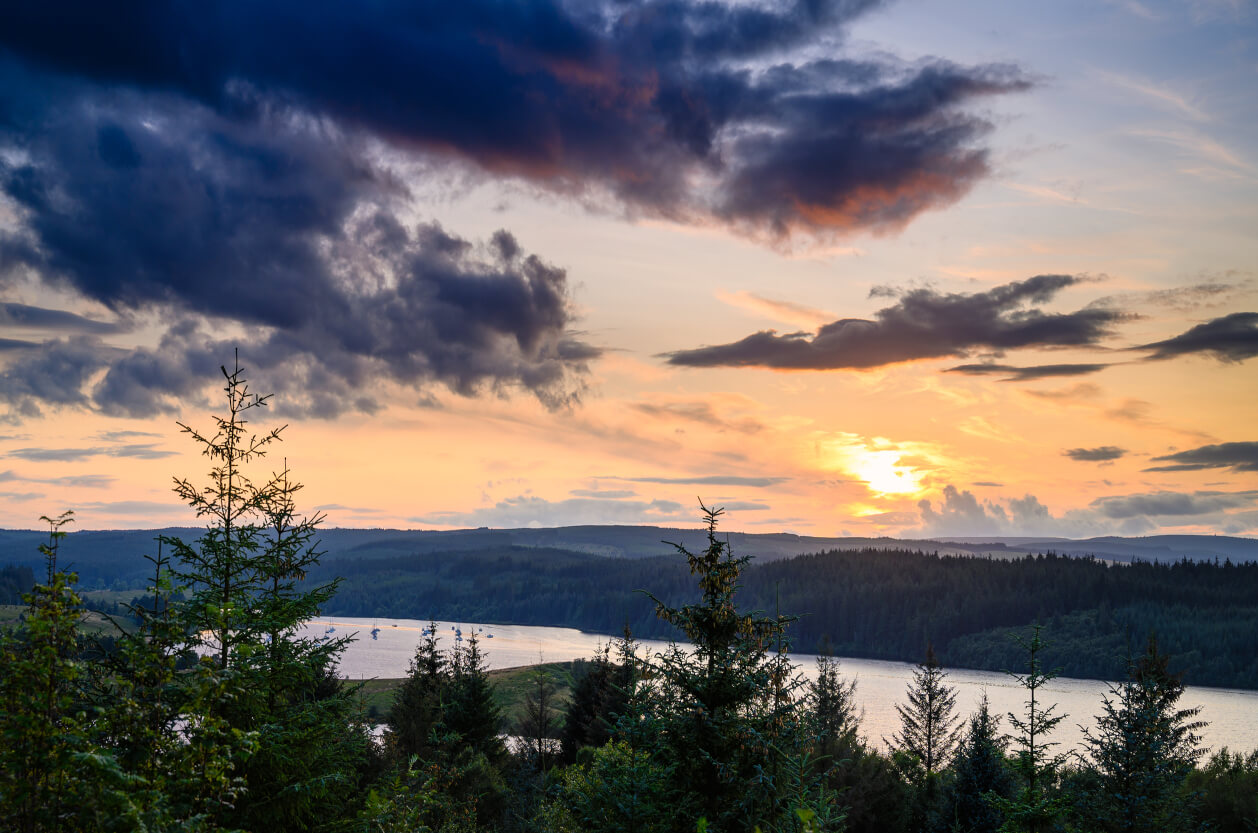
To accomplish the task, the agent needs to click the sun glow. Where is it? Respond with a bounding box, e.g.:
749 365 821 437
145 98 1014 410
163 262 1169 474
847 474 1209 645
850 448 923 495
819 435 927 496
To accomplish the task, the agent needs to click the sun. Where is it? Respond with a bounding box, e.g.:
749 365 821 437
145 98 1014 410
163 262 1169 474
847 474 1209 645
819 436 927 496
848 448 924 495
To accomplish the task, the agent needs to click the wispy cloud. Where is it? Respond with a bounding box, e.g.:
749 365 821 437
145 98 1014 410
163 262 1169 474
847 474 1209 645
1128 128 1255 180
1097 70 1209 121
410 495 690 528
946 362 1110 381
0 469 115 489
1104 0 1164 21
610 475 790 488
7 444 175 462
629 398 765 435
1063 446 1127 462
716 290 835 330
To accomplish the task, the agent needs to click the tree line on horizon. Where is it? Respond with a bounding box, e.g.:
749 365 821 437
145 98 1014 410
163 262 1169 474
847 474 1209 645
1 366 1255 832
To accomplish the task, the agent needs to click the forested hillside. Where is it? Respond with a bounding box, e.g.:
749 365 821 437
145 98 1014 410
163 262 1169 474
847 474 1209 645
315 545 1258 688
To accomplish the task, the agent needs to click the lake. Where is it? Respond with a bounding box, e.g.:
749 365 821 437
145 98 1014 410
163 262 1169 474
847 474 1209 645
305 616 1258 756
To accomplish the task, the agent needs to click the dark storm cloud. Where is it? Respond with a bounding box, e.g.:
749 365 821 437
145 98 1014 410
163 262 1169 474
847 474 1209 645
0 77 596 418
0 0 1029 239
0 0 1032 418
1063 446 1126 462
666 275 1125 369
0 337 113 419
1146 442 1258 473
1138 312 1258 363
945 362 1109 381
68 212 597 418
0 302 125 334
1089 490 1257 519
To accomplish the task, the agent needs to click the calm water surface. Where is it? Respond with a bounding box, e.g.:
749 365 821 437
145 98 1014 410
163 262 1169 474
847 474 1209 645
304 617 1258 755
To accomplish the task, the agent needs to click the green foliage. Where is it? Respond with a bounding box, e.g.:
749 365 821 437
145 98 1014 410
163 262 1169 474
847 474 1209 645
808 652 904 833
560 640 632 764
358 752 497 833
516 663 562 771
1073 636 1204 833
890 644 962 779
823 741 913 833
644 503 831 833
446 632 507 766
539 740 674 833
0 512 91 832
167 361 287 671
995 626 1068 833
387 621 450 761
1183 748 1258 833
84 542 256 830
943 695 1013 833
175 363 370 831
809 650 859 756
379 625 511 831
0 513 250 832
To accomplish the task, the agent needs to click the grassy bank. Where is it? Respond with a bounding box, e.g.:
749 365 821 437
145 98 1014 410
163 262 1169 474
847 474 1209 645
358 660 582 724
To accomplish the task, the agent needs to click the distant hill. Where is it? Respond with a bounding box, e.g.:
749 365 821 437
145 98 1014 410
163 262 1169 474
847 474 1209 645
1 525 1254 586
938 534 1258 564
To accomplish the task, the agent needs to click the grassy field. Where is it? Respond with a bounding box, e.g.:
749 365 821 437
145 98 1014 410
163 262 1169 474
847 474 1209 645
357 660 584 726
1 602 133 638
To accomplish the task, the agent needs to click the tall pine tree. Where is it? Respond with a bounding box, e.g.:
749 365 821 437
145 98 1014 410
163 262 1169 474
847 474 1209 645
945 694 1013 833
386 621 449 761
646 503 826 832
165 358 371 833
1076 635 1204 833
889 644 961 779
997 625 1068 833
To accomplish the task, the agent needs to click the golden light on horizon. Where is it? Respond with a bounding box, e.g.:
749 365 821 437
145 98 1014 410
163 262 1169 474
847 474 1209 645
819 435 927 497
850 448 923 495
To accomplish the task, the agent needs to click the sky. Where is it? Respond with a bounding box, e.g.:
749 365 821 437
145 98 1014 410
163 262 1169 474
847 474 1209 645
0 0 1255 537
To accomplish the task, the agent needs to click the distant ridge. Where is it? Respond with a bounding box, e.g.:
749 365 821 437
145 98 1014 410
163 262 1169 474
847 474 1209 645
1 525 1255 584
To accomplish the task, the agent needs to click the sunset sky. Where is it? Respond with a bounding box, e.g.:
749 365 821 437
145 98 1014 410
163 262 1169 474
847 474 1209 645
1 0 1255 536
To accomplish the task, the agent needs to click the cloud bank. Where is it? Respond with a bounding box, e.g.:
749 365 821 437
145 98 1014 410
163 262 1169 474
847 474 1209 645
0 0 1038 418
0 0 1029 239
1147 441 1258 473
666 275 1124 370
915 483 1258 537
1140 312 1258 363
